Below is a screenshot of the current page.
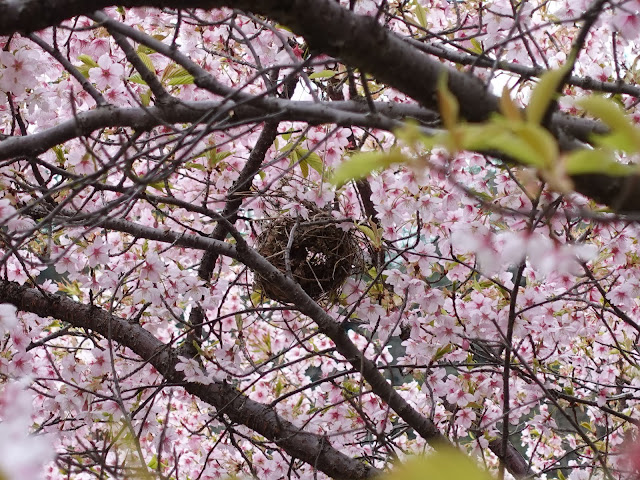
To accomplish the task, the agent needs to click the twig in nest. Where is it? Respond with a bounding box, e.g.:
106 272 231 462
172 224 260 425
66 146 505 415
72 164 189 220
285 216 301 279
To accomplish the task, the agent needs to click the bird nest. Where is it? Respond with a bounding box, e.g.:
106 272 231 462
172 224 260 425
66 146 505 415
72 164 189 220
254 210 363 303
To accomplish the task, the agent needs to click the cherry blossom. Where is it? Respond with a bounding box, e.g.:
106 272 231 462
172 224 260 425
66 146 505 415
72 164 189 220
611 1 640 40
0 304 17 336
0 383 53 480
0 1 638 479
88 54 124 91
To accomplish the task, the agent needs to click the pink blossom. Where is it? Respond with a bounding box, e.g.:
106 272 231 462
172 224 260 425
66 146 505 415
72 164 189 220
434 316 463 344
175 356 221 384
0 198 16 223
67 149 96 175
0 384 53 480
446 380 476 407
89 54 124 90
5 261 28 284
611 3 640 40
54 248 80 274
140 252 164 283
84 237 110 268
609 282 636 310
455 408 476 430
0 49 40 92
0 304 17 335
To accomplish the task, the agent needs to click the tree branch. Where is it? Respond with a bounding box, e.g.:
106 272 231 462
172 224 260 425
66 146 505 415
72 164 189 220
407 39 640 98
0 279 378 479
0 100 438 160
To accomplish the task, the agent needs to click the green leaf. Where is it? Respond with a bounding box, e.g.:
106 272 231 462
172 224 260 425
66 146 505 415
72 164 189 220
412 0 428 27
205 149 231 168
128 73 148 85
164 65 193 81
77 54 99 68
461 124 551 169
76 54 98 78
295 148 324 177
136 51 155 73
77 65 91 78
432 343 454 362
579 95 631 130
147 181 165 192
306 152 324 173
53 146 66 165
250 291 263 306
512 122 558 168
383 449 493 480
148 455 158 469
215 150 232 162
526 65 569 125
591 130 640 153
167 74 195 86
480 133 547 168
466 188 494 202
470 38 483 55
274 23 293 33
137 44 156 55
578 95 640 152
357 221 383 249
357 225 376 243
309 69 336 80
393 121 421 144
140 88 152 107
161 63 179 82
499 86 522 122
300 158 309 177
289 148 299 165
330 149 407 187
437 72 459 131
564 149 636 176
274 378 284 397
185 161 206 171
59 280 83 299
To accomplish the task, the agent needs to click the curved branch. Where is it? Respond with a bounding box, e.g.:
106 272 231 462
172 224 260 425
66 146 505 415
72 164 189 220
0 279 379 479
0 100 438 160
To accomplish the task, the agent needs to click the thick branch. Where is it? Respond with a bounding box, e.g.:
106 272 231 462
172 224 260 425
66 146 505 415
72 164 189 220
198 120 280 280
0 100 437 160
0 279 378 480
5 95 636 212
0 1 491 119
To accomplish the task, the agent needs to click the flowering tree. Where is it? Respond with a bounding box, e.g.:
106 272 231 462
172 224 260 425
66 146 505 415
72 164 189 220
1 0 640 478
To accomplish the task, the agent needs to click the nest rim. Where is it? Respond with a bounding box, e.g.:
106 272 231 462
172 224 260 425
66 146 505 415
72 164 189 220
254 211 363 303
